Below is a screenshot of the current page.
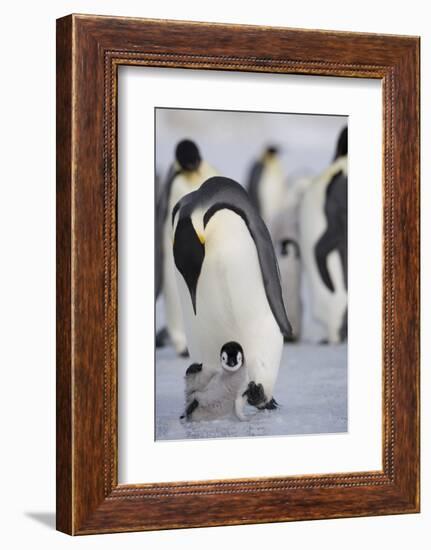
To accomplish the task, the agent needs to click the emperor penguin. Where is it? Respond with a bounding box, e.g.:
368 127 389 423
155 139 218 355
172 176 292 409
276 238 302 341
298 126 348 343
271 177 312 341
181 342 248 421
247 146 286 233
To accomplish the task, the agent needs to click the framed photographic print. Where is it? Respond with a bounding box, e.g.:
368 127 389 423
56 14 420 535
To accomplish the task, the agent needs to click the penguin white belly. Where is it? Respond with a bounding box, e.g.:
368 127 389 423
162 177 195 354
258 164 285 229
177 210 283 399
278 253 302 339
162 222 187 353
299 162 347 343
271 199 303 340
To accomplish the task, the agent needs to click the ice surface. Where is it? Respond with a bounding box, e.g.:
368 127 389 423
155 343 347 441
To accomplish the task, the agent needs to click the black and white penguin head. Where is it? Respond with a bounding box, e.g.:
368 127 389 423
264 145 279 161
175 139 202 172
172 202 206 315
220 342 244 373
266 145 279 155
171 177 231 315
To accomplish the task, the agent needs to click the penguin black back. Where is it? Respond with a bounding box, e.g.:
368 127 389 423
314 171 348 292
333 126 348 160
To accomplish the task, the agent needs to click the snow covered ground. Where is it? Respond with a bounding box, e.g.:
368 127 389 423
155 343 347 441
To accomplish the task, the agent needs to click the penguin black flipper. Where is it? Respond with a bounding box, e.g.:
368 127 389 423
185 363 202 376
314 171 348 293
248 206 293 338
315 229 339 292
180 398 199 419
199 177 293 339
247 161 264 215
280 238 300 259
155 164 180 298
339 308 348 341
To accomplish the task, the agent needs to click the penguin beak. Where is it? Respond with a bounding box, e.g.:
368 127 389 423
173 217 205 315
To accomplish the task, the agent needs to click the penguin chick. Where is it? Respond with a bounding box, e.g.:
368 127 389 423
181 342 248 422
183 362 215 403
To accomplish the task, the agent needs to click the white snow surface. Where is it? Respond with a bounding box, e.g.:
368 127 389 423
155 343 347 441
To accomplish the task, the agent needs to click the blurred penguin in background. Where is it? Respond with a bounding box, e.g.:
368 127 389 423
155 139 218 356
247 146 285 233
271 177 311 341
298 126 348 343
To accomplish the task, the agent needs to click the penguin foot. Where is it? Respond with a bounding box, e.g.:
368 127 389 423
180 398 199 420
261 397 279 410
185 363 202 376
284 334 298 344
179 348 190 358
155 327 169 348
319 339 329 345
339 310 348 342
243 381 266 408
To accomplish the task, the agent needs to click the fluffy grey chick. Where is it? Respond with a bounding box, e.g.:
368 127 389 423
181 342 248 421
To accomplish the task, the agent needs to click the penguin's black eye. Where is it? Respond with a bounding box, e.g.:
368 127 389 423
221 352 228 363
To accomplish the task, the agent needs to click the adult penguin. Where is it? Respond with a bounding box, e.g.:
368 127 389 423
247 146 285 231
298 126 348 343
172 176 292 409
276 238 302 342
155 139 218 355
271 177 312 341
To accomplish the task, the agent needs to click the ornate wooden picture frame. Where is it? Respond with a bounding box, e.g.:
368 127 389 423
56 14 420 535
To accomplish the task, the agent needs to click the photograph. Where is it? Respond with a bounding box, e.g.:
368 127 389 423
52 11 420 538
0 0 424 545
154 107 348 441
